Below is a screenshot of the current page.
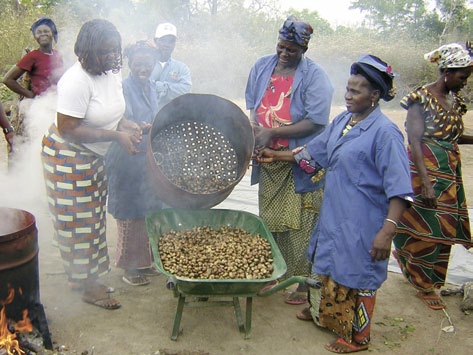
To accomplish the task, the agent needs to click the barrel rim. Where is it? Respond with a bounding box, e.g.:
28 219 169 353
0 207 37 242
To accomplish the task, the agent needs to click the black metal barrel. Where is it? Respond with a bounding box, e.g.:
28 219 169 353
0 207 52 349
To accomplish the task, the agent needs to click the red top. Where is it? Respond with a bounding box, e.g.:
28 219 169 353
17 49 64 95
256 75 294 149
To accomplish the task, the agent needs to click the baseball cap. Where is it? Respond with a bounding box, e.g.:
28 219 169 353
155 23 177 39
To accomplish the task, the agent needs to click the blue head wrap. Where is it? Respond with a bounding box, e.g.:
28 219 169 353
278 15 313 48
30 17 58 43
350 54 396 102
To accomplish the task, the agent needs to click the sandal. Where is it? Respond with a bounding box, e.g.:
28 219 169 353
122 274 150 286
82 283 121 310
136 266 161 276
82 294 121 310
296 307 313 321
285 291 308 305
325 338 369 353
416 291 446 310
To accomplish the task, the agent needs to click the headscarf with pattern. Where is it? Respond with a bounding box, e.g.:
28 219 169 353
424 43 472 69
30 17 58 43
278 15 313 48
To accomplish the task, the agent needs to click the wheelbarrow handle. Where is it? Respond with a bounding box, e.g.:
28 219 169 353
166 276 177 290
257 276 322 297
306 277 323 289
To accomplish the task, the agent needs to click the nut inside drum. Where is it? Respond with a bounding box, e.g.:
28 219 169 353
151 120 239 194
146 93 255 209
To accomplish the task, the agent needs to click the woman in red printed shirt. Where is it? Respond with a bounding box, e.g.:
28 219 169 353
3 17 64 99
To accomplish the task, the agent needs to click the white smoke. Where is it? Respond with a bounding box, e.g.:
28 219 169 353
0 90 56 216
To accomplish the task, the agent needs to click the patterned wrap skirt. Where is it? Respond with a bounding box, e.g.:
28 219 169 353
309 274 376 345
258 160 323 278
394 139 472 291
41 124 110 282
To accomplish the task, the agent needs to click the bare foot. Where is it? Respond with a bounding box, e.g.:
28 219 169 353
82 281 121 310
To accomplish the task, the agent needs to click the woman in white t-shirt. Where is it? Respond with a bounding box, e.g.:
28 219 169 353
41 19 142 310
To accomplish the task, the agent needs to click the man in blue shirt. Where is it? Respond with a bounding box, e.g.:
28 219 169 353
150 22 192 109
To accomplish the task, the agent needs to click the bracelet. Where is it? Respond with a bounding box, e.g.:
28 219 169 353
385 218 397 227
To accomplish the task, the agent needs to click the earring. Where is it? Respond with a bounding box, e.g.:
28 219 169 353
371 101 375 107
445 76 448 83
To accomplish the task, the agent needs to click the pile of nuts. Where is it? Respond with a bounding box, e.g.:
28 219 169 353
159 226 273 280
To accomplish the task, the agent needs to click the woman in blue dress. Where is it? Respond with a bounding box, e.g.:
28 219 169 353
106 41 163 286
256 54 413 353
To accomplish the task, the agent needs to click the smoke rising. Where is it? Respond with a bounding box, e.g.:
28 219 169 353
0 92 56 216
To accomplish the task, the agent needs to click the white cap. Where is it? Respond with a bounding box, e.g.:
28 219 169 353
155 23 177 39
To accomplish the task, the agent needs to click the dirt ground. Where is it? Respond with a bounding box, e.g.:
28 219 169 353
2 106 473 355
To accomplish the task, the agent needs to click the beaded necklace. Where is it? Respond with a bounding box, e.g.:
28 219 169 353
342 118 361 136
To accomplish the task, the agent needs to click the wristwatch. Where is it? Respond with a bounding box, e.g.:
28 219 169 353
3 125 14 135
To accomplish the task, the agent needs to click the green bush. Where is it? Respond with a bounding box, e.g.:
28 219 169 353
1 1 471 109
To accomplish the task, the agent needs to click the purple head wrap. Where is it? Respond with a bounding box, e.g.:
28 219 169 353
278 15 313 48
31 17 58 43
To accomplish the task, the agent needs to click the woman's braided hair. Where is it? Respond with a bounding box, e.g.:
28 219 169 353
74 19 122 75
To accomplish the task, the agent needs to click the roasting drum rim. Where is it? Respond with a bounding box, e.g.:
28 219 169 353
146 93 255 209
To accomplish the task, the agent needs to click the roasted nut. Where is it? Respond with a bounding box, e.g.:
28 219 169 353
151 121 239 194
159 226 273 280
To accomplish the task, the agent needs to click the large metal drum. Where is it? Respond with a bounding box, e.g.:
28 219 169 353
146 93 254 209
0 207 52 349
0 207 39 305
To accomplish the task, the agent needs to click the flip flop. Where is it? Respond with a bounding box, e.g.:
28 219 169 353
122 274 150 286
285 291 307 305
82 294 121 310
324 338 369 353
296 307 313 321
416 291 446 310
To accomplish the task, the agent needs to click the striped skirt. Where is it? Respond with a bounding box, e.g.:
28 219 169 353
41 124 110 282
392 238 451 291
393 139 472 291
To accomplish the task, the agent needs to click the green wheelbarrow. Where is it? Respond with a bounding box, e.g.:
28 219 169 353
146 208 321 340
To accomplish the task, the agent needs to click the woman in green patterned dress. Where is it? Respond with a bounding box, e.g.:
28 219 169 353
245 16 333 304
393 43 473 310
